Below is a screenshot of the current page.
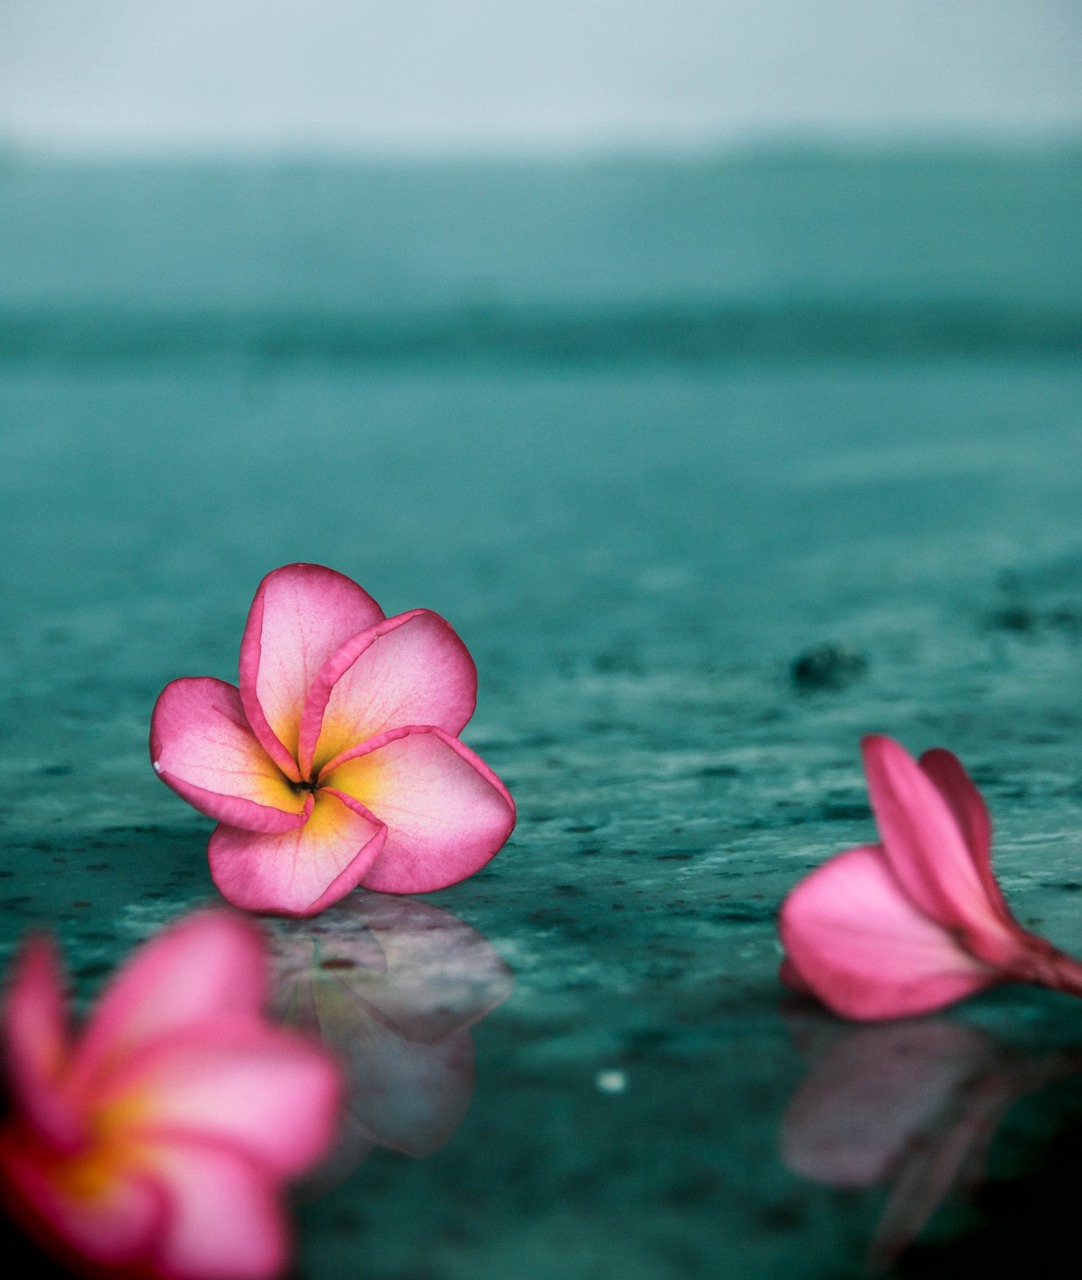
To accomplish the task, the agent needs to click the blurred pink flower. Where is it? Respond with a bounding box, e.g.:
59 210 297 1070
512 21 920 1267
0 911 341 1280
778 735 1082 1020
150 563 516 916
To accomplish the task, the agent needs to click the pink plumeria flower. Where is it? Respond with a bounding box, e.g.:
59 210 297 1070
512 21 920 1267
0 911 342 1280
778 735 1082 1020
150 563 516 916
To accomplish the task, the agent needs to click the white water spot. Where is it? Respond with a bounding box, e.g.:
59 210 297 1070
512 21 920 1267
152 760 162 774
595 1069 627 1094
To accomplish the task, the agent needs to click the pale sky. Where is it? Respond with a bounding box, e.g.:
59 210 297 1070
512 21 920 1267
2 0 1081 154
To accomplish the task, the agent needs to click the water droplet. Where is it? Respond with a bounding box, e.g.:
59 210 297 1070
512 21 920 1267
595 1069 627 1094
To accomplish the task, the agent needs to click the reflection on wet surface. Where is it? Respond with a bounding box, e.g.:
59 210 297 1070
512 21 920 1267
781 1010 1082 1270
269 893 513 1189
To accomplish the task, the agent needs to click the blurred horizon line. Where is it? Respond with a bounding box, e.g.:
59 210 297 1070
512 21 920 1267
4 128 1082 167
5 299 1081 364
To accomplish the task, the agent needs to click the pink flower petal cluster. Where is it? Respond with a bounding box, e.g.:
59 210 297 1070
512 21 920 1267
779 735 1082 1020
151 564 516 916
0 911 341 1280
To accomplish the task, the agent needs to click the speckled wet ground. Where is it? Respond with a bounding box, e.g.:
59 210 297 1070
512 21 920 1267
3 153 1082 1277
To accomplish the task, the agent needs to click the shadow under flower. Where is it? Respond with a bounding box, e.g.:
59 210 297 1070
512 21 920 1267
267 892 513 1191
780 1008 1082 1270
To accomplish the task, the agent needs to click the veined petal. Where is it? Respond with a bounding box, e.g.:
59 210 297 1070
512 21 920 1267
298 609 477 778
209 791 387 917
778 845 999 1020
918 748 1012 924
239 563 384 774
73 913 268 1093
142 1137 288 1280
150 679 310 833
1 937 83 1150
322 727 515 894
101 1026 341 1177
862 736 1019 964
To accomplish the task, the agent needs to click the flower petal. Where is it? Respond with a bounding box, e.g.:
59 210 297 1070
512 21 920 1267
862 736 1020 965
778 845 999 1020
143 1137 288 1280
0 1133 166 1267
322 727 515 894
150 679 310 833
209 790 387 917
100 1025 341 1177
298 609 477 777
1 937 82 1150
73 912 268 1092
918 747 1012 924
239 563 384 776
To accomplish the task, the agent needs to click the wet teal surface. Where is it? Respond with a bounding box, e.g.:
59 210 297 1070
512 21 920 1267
2 150 1082 1277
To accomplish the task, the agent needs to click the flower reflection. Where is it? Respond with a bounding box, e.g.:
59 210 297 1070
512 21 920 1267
780 1012 1082 1269
269 892 512 1187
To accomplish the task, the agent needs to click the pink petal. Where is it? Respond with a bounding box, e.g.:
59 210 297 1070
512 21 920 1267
142 1137 288 1280
150 679 310 833
73 912 268 1093
1 937 83 1150
239 563 384 776
321 727 515 894
778 845 999 1020
862 736 1020 966
209 790 387 917
100 1026 341 1177
0 1132 166 1267
297 609 477 778
918 747 1012 923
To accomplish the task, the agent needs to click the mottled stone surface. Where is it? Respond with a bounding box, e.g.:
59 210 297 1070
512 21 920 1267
2 154 1082 1277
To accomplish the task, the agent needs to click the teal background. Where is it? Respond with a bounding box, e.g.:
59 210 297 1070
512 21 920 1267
3 149 1082 1276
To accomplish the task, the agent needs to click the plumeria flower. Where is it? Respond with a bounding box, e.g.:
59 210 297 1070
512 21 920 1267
151 564 516 916
778 735 1082 1020
0 911 341 1280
